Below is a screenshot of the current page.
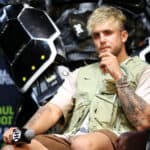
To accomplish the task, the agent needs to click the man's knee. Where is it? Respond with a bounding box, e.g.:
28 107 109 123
71 136 91 150
70 132 115 150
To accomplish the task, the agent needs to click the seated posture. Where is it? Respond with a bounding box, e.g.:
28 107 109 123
2 6 150 150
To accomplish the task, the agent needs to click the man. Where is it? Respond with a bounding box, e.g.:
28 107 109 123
2 6 150 150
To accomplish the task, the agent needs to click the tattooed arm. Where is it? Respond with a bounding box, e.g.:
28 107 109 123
2 103 63 144
23 103 63 134
116 67 150 130
23 69 78 134
3 69 77 144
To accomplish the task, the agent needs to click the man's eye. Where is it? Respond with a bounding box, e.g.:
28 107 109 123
92 33 99 39
104 31 112 35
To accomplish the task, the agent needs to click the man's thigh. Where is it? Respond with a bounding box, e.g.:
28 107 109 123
35 134 71 150
97 129 118 149
34 130 118 150
2 139 48 150
70 129 118 150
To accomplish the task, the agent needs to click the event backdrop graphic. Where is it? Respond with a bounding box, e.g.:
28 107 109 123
0 50 23 146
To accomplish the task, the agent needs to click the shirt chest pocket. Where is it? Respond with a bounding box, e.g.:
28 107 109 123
94 94 118 125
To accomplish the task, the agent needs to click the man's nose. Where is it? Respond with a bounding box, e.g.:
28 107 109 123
98 33 105 43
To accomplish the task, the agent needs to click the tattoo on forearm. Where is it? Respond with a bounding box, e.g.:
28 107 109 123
25 105 51 128
117 85 150 129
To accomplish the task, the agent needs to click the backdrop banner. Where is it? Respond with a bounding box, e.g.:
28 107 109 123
0 50 23 147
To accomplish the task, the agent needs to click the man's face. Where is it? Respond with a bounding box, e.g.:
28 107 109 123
91 19 128 57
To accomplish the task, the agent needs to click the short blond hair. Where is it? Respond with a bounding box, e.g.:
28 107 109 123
87 6 127 35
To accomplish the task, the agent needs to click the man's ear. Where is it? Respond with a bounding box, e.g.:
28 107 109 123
121 30 128 43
